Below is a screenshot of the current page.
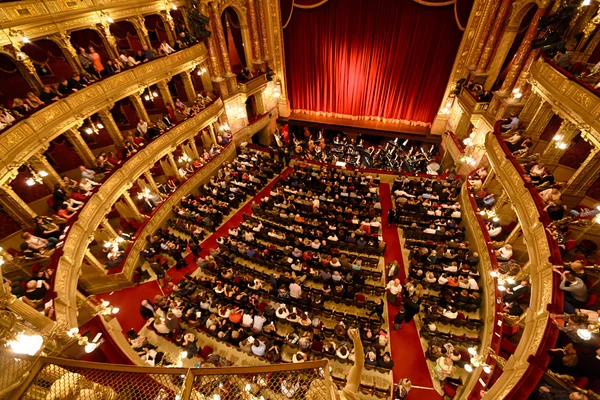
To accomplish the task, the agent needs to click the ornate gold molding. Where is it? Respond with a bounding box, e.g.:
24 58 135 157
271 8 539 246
0 43 209 186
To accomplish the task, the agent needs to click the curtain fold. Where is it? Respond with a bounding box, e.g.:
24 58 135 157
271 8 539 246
283 0 471 125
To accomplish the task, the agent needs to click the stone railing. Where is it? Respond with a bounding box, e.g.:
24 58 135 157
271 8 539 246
53 99 225 329
0 0 185 40
0 43 208 185
529 58 600 148
481 127 561 400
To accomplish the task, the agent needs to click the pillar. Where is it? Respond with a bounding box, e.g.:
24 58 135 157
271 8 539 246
9 47 43 92
159 11 177 44
197 63 214 93
505 222 522 244
208 124 217 144
539 120 580 168
143 171 160 193
101 218 119 238
84 248 107 273
180 71 197 101
519 92 542 125
167 152 181 179
211 2 232 74
247 0 263 68
96 25 121 60
97 108 125 147
29 152 63 190
129 94 150 123
481 169 496 190
513 47 540 93
476 0 512 74
525 100 555 140
188 138 200 159
498 7 547 96
64 128 96 168
156 80 174 108
258 0 271 64
129 16 152 49
51 32 84 74
0 185 36 228
467 0 502 71
121 191 144 221
564 147 600 196
495 190 509 212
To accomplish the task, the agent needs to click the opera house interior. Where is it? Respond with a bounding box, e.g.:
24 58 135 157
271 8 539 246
2 0 600 399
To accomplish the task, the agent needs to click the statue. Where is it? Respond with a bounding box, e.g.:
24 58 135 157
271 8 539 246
186 0 212 42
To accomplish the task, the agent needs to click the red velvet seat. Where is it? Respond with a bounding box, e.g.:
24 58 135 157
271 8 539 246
443 383 457 398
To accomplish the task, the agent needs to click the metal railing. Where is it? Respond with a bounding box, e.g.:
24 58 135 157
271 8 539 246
1 352 334 400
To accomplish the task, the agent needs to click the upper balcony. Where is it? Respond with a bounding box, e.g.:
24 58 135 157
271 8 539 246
0 42 208 184
529 57 600 148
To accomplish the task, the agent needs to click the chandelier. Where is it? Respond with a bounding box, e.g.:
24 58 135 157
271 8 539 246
479 208 500 223
178 153 192 163
197 66 208 75
143 90 160 102
85 117 104 135
464 346 493 374
25 164 48 186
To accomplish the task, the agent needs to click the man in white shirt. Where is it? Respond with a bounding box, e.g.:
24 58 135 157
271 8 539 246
289 281 302 299
496 244 513 261
252 313 267 332
467 277 479 290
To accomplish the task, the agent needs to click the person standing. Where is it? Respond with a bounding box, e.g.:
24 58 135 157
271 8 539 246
89 46 104 76
393 304 405 330
403 295 421 323
387 208 396 228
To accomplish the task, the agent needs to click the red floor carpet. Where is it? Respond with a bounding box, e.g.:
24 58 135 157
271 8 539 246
379 183 441 400
100 171 440 398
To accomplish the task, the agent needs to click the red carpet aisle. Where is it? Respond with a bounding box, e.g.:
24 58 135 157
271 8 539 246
100 167 292 333
379 183 442 400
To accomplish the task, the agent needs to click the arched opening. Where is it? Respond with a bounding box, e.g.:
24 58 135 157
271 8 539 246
144 14 170 49
493 4 538 90
70 29 112 66
46 137 85 173
22 39 74 85
246 94 257 121
110 20 143 53
221 7 246 72
0 53 31 106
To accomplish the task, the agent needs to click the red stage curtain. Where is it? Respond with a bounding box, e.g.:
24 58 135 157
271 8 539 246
283 0 472 125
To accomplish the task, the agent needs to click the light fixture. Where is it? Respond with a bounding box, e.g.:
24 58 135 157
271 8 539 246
463 347 494 375
144 94 151 101
178 153 192 163
137 188 154 200
557 142 568 150
172 3 177 10
511 88 522 100
460 156 476 166
553 134 563 141
245 383 251 392
490 271 498 278
506 277 516 285
25 164 48 186
22 36 30 44
197 67 207 75
274 81 282 99
84 342 98 353
219 123 231 132
84 118 103 135
464 364 473 372
497 285 506 292
152 91 159 98
583 0 591 6
107 17 114 23
8 333 43 356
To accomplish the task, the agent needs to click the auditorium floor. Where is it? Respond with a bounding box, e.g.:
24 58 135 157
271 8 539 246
100 169 441 399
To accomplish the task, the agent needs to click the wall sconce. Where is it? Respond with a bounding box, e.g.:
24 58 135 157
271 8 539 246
197 67 207 75
178 153 192 163
460 156 476 166
25 164 48 186
144 90 159 101
440 97 455 115
8 333 44 356
172 4 178 10
9 29 29 44
583 0 591 6
84 118 103 135
464 347 493 374
511 88 523 100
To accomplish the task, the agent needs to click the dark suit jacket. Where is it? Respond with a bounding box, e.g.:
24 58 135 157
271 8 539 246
142 199 156 213
139 300 155 319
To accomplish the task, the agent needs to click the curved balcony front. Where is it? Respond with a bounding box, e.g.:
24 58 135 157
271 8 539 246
529 58 600 147
53 99 226 328
0 43 208 184
480 124 563 400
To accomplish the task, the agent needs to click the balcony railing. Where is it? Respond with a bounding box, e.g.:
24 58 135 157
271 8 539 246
529 58 600 148
459 174 503 399
480 123 563 400
1 352 333 400
457 89 491 115
0 42 208 185
52 99 226 328
441 131 465 163
238 73 268 94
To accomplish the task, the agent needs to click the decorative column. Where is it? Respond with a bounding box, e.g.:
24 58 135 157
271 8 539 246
0 185 36 227
64 128 96 168
247 0 263 69
129 94 150 123
84 248 107 274
188 138 200 159
180 71 197 101
208 124 217 144
505 222 522 244
564 146 600 196
498 7 547 96
7 47 43 91
525 100 555 140
156 80 174 107
159 11 177 44
101 218 119 238
143 171 160 193
513 47 541 93
95 24 120 60
29 152 63 190
167 152 181 179
129 16 152 49
51 32 84 74
121 191 144 221
481 169 496 190
467 0 502 71
197 63 214 93
540 120 580 168
519 91 542 125
211 2 237 93
258 0 271 64
476 0 513 73
97 108 125 147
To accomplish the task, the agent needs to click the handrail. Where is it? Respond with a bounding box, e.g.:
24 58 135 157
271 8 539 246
529 58 600 148
441 131 465 163
480 123 562 400
52 99 225 329
461 171 503 399
0 42 208 185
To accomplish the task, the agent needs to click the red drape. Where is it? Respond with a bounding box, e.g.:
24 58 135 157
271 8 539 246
0 54 31 105
283 0 471 125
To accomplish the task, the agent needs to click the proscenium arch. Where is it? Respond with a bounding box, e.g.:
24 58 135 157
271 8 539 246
484 0 540 88
219 1 255 69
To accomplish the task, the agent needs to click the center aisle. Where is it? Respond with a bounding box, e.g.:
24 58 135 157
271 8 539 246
379 182 442 400
101 167 292 333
